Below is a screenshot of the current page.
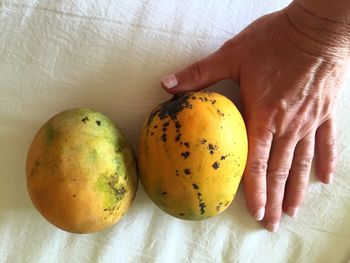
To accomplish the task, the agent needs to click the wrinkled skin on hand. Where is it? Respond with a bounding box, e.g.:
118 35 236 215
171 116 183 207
161 3 349 232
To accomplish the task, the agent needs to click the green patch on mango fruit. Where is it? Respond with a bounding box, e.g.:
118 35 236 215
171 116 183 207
88 149 98 162
45 124 56 144
94 172 128 209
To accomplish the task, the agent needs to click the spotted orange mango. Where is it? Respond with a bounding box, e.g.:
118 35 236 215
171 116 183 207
138 91 248 220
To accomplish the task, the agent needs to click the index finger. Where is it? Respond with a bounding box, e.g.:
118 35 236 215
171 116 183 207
243 124 273 221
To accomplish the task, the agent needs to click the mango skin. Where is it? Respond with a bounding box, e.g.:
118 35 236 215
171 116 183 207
26 108 138 233
139 91 248 220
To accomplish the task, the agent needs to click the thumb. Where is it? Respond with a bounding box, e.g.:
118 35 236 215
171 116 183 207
161 46 239 94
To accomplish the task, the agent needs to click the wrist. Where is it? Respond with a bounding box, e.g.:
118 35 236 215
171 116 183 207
293 0 350 24
283 2 350 60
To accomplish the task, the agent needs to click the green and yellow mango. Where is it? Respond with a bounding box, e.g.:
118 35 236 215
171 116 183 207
26 108 138 233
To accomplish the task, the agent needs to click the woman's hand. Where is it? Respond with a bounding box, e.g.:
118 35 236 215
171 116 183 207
160 3 349 232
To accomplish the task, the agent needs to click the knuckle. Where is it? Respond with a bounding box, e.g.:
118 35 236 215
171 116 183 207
290 116 308 131
251 136 271 149
257 107 276 121
294 157 313 170
260 121 275 134
276 99 288 112
281 116 313 139
250 190 267 202
247 159 268 175
268 168 290 185
249 105 275 125
189 62 205 83
254 189 267 195
325 137 336 147
268 205 283 211
266 204 283 215
327 155 337 164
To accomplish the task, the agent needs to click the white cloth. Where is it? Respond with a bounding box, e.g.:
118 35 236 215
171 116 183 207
0 0 349 262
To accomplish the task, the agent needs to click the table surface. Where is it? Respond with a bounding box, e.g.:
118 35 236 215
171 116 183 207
0 1 349 262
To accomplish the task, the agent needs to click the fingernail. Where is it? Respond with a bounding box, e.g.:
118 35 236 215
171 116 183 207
286 207 299 218
324 173 334 184
253 208 265 221
266 222 279 233
161 74 178 89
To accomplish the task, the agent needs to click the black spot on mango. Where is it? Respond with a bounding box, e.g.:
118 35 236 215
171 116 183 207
181 151 190 159
161 134 167 142
175 121 181 129
212 162 220 170
81 116 89 123
175 134 181 141
192 183 199 190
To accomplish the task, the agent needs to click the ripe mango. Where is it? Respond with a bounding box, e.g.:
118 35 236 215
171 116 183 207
139 91 248 220
26 108 138 233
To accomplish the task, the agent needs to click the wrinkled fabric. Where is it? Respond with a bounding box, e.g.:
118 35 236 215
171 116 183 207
0 1 349 262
